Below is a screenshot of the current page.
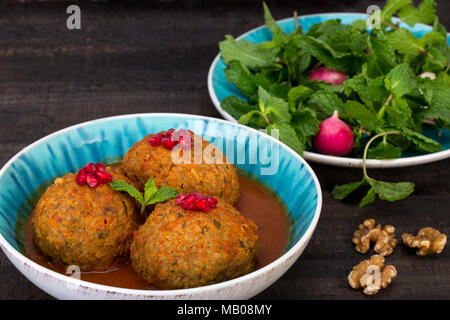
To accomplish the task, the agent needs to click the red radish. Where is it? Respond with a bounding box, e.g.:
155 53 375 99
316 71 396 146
419 72 436 80
313 110 354 156
309 67 346 85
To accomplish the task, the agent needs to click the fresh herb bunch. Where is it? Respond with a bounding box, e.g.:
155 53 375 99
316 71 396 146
109 178 179 214
218 0 449 206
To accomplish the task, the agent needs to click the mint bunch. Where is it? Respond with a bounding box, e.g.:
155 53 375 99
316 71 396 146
110 178 179 214
218 0 449 206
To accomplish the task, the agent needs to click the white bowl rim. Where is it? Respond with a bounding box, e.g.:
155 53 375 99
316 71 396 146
0 112 322 297
207 12 450 169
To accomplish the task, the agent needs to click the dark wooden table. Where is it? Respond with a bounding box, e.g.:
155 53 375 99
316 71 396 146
0 0 448 300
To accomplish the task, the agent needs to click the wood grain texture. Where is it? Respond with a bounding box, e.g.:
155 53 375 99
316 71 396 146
0 0 448 300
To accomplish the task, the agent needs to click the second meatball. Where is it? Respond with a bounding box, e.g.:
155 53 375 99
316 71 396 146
122 130 240 204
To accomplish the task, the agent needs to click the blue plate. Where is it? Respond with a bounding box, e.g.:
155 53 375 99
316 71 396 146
207 13 450 168
0 113 322 299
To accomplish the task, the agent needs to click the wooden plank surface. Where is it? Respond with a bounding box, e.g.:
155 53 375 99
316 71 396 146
0 0 448 300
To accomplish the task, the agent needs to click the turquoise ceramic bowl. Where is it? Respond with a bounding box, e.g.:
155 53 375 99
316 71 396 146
208 13 450 168
0 113 322 299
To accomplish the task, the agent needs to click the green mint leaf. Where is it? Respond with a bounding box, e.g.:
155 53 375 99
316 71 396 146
219 35 279 69
308 90 344 115
288 85 314 112
297 35 350 73
144 178 158 204
367 177 415 202
258 86 291 124
437 72 450 87
344 75 390 109
224 60 257 97
291 108 320 137
267 123 304 155
381 0 412 22
359 188 377 207
384 63 417 97
367 140 402 159
420 31 446 46
433 17 448 35
368 31 397 75
265 97 292 124
238 110 264 125
344 100 379 131
254 73 290 100
423 45 448 72
401 128 442 153
332 180 365 200
386 29 425 55
303 34 350 59
422 79 450 124
147 186 179 205
263 2 287 44
398 0 436 27
220 96 257 120
283 34 311 83
109 180 144 205
385 97 412 129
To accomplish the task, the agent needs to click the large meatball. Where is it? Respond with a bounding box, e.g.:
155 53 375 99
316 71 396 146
32 166 139 271
121 130 240 204
130 199 259 289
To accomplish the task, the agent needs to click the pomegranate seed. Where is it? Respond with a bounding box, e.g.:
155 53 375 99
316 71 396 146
95 163 105 172
83 163 96 174
76 162 113 188
166 128 175 137
76 169 87 186
195 198 210 212
176 193 186 205
206 197 218 207
183 195 196 206
161 137 176 150
85 174 100 188
95 171 113 183
177 134 192 149
176 192 218 212
149 133 163 146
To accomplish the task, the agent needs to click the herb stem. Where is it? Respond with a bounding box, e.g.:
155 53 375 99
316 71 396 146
293 11 299 29
381 19 399 30
362 130 400 179
423 118 437 126
261 112 271 126
377 94 393 120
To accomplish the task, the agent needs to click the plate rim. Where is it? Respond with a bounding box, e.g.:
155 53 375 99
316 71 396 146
0 112 323 297
207 12 450 168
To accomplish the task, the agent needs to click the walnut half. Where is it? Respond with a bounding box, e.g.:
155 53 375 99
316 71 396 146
348 255 397 295
353 219 397 256
402 227 447 256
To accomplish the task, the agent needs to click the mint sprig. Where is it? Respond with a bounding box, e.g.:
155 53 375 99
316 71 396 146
332 131 415 207
110 178 178 214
